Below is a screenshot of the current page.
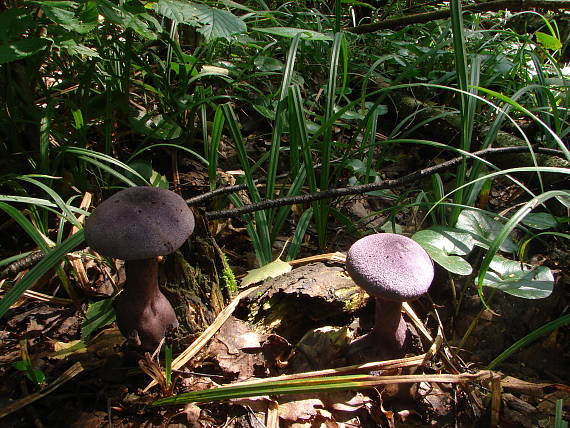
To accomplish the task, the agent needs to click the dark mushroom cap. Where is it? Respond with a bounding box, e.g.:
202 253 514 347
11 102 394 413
346 233 433 301
85 187 194 260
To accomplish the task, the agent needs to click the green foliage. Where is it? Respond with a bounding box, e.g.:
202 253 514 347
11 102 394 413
13 359 46 387
220 255 237 293
81 298 116 341
488 314 570 370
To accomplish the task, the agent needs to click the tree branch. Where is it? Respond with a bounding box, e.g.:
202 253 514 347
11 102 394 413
350 0 570 34
204 145 565 220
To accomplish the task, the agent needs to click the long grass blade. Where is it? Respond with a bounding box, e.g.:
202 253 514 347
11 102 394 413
488 314 570 370
221 104 272 265
0 230 85 318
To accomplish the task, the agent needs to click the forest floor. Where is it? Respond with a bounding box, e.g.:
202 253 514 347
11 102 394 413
1 139 569 428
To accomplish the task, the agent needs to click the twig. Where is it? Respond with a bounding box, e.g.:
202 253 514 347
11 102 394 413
205 145 565 220
350 0 570 34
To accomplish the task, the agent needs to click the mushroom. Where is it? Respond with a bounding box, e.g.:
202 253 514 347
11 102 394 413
84 186 195 350
345 233 433 362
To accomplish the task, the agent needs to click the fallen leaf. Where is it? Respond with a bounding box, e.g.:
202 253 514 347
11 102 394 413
241 257 292 287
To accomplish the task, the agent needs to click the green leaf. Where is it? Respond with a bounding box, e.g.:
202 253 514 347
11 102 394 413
254 56 284 73
13 360 46 385
414 226 475 254
36 1 98 33
0 39 50 64
424 244 472 275
346 159 378 177
58 39 100 57
535 32 562 50
0 9 33 42
481 255 554 299
241 257 292 287
97 0 159 39
521 212 558 230
456 210 517 253
129 114 183 140
253 27 333 41
81 298 116 341
153 0 246 41
413 227 475 275
126 160 168 188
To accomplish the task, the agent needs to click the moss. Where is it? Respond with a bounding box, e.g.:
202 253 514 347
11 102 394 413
220 254 237 294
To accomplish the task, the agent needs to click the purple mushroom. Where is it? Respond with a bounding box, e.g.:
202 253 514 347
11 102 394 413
84 186 195 350
345 233 433 362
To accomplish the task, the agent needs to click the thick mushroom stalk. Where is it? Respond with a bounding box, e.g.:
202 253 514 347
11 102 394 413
345 233 434 362
84 187 194 351
116 258 179 349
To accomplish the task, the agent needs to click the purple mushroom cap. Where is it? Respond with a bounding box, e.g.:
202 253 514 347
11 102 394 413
346 233 434 301
85 186 195 260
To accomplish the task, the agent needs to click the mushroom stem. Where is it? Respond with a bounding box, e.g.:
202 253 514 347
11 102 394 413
371 297 407 355
124 258 160 301
115 258 178 350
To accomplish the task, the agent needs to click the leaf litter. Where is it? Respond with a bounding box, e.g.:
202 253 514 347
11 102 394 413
1 249 569 426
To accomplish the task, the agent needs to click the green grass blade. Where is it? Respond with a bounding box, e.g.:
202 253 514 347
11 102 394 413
266 34 301 203
61 147 149 185
222 104 272 265
0 202 50 253
487 313 570 370
317 32 344 248
129 143 208 167
475 87 570 160
0 230 85 318
271 166 307 243
17 176 81 228
286 207 313 261
208 106 225 191
152 374 394 406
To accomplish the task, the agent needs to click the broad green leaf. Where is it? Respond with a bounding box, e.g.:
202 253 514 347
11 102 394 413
414 243 472 276
413 227 475 275
36 1 98 33
129 114 183 140
81 298 116 341
414 227 475 255
254 56 284 72
253 27 333 41
346 159 378 177
0 9 33 42
13 360 46 385
241 258 292 287
481 255 554 299
97 0 159 39
126 159 168 188
535 32 562 50
153 0 246 41
521 212 557 230
456 210 517 253
0 39 49 64
58 39 99 57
